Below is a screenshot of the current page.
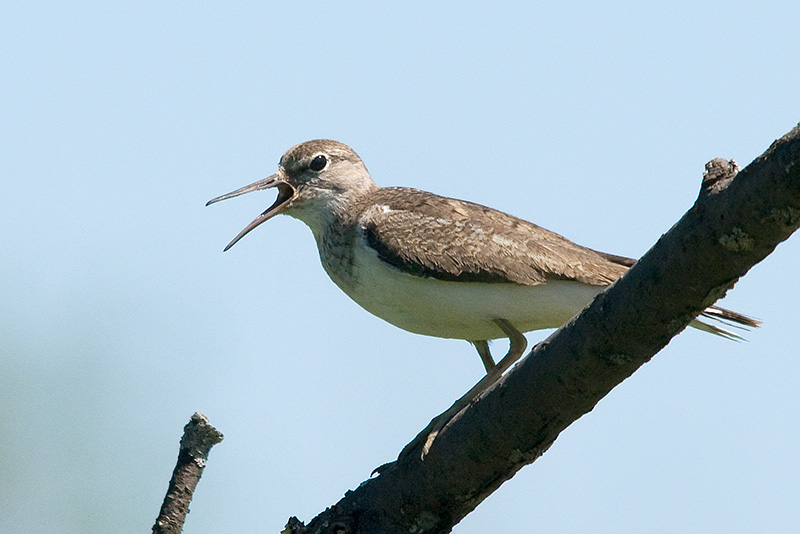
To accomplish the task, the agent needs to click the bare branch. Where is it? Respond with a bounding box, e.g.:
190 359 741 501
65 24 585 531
153 413 224 534
285 124 800 534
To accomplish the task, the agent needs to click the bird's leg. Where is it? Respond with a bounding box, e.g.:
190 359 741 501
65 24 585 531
490 318 528 376
472 340 495 372
402 319 528 459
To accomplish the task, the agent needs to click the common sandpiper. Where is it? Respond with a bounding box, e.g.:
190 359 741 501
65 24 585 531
207 139 759 453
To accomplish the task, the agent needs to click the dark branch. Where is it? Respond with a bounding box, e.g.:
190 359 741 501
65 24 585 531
286 124 800 534
153 413 224 534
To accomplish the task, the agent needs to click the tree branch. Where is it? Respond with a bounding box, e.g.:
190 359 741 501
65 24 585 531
153 413 224 534
285 124 800 534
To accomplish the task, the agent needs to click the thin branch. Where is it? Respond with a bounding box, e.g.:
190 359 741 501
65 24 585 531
284 123 800 534
153 413 224 534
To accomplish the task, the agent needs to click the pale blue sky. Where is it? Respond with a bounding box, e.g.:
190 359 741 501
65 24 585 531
2 2 799 533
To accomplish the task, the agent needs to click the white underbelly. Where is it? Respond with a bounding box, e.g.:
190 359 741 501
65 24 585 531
323 243 606 341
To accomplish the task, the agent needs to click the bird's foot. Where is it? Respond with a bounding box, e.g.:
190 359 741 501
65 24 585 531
397 319 528 461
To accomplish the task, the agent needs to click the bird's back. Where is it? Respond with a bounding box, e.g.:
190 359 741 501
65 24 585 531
351 187 632 287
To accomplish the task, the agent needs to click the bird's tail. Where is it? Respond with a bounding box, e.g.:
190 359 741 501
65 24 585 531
689 305 762 340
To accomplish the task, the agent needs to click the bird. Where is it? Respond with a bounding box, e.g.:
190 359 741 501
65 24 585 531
207 139 759 454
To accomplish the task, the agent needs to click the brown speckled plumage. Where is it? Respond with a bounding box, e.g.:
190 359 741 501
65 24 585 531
357 187 631 286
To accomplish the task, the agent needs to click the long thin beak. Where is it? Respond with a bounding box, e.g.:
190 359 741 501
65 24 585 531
206 173 296 251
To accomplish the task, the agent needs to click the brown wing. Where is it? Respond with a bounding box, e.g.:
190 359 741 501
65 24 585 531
358 187 632 286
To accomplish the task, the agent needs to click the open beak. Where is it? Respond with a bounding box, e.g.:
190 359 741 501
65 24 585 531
206 173 296 251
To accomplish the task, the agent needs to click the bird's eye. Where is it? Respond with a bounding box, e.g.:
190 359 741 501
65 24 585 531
309 154 328 172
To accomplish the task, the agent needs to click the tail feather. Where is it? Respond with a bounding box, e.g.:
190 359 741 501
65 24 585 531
690 305 761 341
589 250 761 340
702 306 762 328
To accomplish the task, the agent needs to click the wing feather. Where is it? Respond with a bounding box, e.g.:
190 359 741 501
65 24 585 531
358 188 631 286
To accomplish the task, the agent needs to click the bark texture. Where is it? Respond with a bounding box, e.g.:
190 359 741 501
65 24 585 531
153 413 224 534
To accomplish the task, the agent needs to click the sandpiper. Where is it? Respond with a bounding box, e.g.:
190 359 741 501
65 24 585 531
208 139 759 452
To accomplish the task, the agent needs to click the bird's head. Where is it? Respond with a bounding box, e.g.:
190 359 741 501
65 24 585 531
207 139 376 250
